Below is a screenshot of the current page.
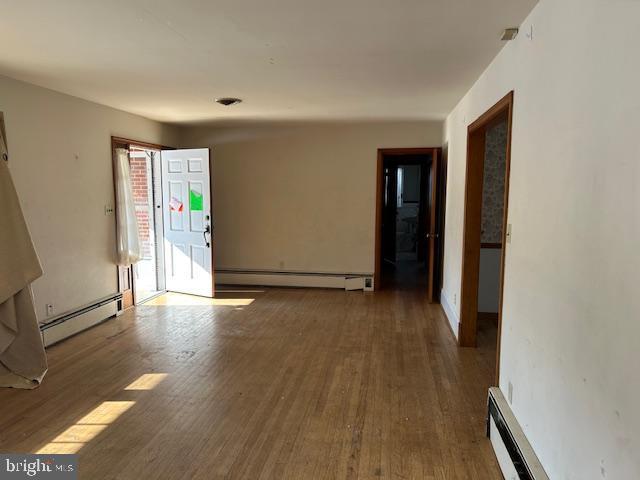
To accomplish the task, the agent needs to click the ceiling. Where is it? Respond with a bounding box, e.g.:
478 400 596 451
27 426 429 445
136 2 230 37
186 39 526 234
0 0 537 124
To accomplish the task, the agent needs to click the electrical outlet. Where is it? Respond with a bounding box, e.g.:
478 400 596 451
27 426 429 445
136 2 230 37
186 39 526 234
453 293 457 306
46 303 54 317
508 381 514 404
104 204 114 215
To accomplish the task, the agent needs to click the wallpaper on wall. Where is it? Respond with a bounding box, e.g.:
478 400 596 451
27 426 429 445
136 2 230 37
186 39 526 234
481 120 507 244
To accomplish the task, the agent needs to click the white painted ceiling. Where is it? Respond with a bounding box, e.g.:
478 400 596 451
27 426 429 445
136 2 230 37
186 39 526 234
0 0 537 124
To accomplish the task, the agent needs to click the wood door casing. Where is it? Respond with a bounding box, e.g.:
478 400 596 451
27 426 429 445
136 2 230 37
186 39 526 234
458 92 514 389
119 265 134 309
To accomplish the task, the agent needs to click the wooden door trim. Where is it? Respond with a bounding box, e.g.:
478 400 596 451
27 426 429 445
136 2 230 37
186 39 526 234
111 136 172 151
374 147 441 292
458 91 514 386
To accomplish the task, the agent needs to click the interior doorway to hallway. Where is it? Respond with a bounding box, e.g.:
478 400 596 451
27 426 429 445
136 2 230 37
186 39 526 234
458 92 514 386
374 148 444 298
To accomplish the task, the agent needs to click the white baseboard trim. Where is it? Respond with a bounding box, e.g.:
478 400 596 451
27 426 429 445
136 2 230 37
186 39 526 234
440 289 459 339
216 270 374 290
41 302 117 347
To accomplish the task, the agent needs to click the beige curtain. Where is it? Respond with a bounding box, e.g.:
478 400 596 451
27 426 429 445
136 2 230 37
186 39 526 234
0 112 48 389
114 148 141 265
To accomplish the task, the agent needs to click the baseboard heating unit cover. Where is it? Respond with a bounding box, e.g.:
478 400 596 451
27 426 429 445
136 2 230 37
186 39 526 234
487 387 549 480
40 293 121 347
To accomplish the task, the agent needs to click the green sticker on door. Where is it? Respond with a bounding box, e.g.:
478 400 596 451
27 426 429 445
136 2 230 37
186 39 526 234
190 189 203 211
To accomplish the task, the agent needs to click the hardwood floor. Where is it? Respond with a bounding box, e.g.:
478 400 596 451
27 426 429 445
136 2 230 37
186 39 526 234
0 287 500 479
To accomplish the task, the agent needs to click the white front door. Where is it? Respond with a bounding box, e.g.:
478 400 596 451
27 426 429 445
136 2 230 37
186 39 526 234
161 148 214 297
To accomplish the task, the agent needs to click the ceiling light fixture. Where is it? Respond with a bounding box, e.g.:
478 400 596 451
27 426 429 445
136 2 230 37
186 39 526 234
215 97 242 106
501 28 519 41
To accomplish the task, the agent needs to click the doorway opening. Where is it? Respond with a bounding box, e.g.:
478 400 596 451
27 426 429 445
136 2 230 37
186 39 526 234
458 92 514 385
129 145 165 304
374 148 443 296
112 138 214 308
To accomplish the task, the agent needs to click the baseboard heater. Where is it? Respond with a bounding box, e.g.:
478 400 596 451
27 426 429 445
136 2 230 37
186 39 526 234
39 293 122 347
487 387 549 480
216 269 374 291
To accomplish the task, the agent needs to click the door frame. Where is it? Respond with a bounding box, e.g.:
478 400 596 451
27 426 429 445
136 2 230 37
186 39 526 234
111 136 173 308
374 147 441 296
458 91 514 384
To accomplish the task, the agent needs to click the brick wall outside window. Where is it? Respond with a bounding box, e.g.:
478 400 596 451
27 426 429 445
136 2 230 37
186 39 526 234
129 156 153 259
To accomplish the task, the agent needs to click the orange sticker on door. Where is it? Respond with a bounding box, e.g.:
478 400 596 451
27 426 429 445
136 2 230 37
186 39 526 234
169 197 183 212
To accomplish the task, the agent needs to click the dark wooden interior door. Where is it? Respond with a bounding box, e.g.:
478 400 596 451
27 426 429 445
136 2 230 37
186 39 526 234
381 163 398 265
432 146 448 302
417 162 428 263
426 149 440 302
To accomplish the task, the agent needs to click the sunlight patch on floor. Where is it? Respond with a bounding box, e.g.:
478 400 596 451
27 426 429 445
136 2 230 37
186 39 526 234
144 292 254 307
36 401 136 454
124 373 168 391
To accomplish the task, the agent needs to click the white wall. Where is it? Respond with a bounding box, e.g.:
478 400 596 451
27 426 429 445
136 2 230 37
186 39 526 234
0 75 178 321
442 0 640 478
181 122 442 275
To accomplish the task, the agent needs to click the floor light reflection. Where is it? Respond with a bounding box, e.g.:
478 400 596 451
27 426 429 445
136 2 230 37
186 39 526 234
124 373 168 391
144 292 254 307
36 401 135 454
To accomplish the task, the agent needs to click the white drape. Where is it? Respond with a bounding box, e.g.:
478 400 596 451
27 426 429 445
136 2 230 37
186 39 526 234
114 148 141 265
